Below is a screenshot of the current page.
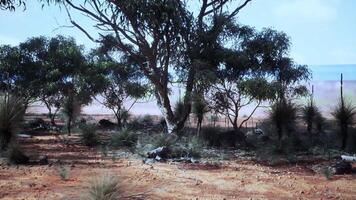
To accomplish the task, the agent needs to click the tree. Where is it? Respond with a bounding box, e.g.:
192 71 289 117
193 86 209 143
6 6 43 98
208 27 310 132
0 43 44 107
19 36 91 125
301 85 324 135
332 74 356 150
53 0 252 134
61 90 81 135
90 49 148 128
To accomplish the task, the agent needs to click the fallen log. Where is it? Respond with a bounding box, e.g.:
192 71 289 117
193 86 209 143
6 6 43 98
341 155 356 162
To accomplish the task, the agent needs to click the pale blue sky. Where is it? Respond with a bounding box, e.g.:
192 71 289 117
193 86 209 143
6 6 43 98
0 0 356 79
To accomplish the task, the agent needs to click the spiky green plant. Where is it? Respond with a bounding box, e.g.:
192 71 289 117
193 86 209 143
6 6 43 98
332 101 355 150
269 99 298 143
150 133 177 149
110 128 137 148
0 93 25 150
192 96 208 136
85 174 120 200
302 101 317 134
332 73 356 150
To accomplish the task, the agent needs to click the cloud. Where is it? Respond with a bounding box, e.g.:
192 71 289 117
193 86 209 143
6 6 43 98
274 0 338 23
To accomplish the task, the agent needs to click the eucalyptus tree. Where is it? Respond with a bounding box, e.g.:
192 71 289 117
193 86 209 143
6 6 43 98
209 27 310 132
51 0 252 134
0 43 44 107
89 49 148 128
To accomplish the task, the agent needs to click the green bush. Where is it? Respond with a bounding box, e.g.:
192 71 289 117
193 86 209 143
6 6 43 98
332 100 356 150
57 165 69 180
110 128 137 148
269 99 298 142
149 133 177 149
301 101 323 134
85 174 120 200
79 124 99 146
5 144 29 164
0 93 25 150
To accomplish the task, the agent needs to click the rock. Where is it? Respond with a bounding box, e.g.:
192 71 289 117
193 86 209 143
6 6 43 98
328 161 352 175
38 155 48 165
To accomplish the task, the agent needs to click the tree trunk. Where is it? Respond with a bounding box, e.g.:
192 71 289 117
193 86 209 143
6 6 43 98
341 124 348 150
115 113 122 129
67 116 72 136
197 117 203 136
232 116 239 132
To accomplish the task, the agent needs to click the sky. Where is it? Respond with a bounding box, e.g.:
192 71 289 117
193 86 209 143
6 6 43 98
1 0 356 66
1 0 355 116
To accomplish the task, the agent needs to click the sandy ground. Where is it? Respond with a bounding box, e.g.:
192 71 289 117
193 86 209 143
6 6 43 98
1 132 356 200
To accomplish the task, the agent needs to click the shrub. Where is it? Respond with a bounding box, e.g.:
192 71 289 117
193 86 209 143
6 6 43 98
85 174 120 200
61 93 82 135
110 128 137 148
27 117 47 130
200 126 221 147
127 115 155 130
301 101 322 134
0 93 25 150
149 133 177 149
98 119 116 129
269 99 298 143
58 165 69 180
192 97 209 136
5 144 29 164
332 100 356 150
79 124 99 146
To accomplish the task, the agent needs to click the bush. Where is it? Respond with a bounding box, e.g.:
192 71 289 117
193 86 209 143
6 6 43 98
5 144 29 164
301 101 323 134
57 165 69 180
149 133 177 149
0 93 25 149
85 174 120 200
110 128 137 148
28 117 47 130
98 119 116 129
332 100 356 150
200 127 245 148
61 93 82 135
269 99 298 142
79 124 99 146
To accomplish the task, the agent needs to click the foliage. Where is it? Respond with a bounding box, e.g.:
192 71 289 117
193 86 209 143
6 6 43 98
301 100 324 134
192 96 209 135
0 92 25 149
322 167 334 180
85 174 120 200
269 99 299 142
332 100 356 149
61 91 82 135
90 50 148 128
149 133 177 149
110 128 137 148
79 123 99 147
98 119 116 129
57 0 255 134
57 165 69 181
4 144 29 164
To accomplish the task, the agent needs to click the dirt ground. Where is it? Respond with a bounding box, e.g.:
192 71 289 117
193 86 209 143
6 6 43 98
1 132 356 200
